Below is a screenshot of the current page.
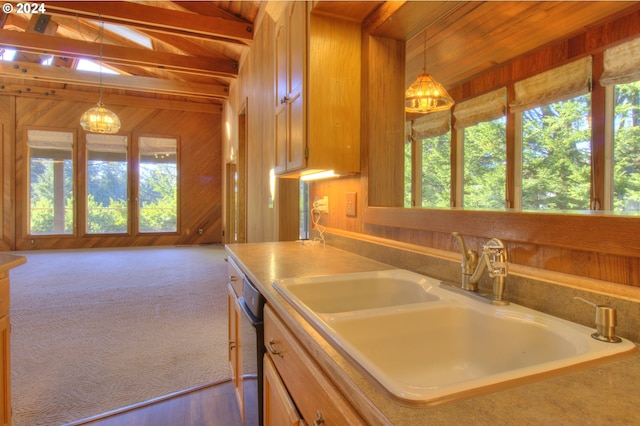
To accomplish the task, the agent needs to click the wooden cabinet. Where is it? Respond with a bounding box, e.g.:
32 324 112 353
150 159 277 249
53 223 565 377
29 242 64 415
227 284 244 420
227 261 244 423
0 255 25 426
274 2 361 178
0 314 9 426
263 305 365 425
275 1 305 175
264 355 304 426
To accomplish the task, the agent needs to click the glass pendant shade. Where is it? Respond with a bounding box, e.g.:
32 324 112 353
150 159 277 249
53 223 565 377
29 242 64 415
405 73 455 114
80 102 121 134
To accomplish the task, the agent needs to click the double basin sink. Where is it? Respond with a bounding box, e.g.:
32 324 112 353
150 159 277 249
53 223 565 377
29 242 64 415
272 269 636 406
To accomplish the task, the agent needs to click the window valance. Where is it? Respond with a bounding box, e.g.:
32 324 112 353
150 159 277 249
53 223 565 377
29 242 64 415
511 56 592 113
453 87 506 129
409 110 451 141
27 130 73 150
600 37 640 86
86 134 128 153
139 136 176 155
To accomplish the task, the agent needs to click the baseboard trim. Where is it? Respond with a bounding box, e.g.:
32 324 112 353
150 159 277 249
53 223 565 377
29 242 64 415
63 378 233 425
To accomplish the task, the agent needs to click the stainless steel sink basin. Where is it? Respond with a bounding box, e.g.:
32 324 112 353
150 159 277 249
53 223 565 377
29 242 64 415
272 269 637 406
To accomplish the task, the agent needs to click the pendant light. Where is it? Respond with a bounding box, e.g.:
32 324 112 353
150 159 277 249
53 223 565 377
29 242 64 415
80 21 121 134
405 28 454 114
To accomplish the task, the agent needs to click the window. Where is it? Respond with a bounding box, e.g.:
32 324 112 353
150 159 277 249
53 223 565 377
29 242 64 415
27 130 74 235
455 87 508 210
463 117 506 209
138 137 178 233
612 81 640 212
414 134 451 208
86 134 128 234
513 57 593 211
405 110 451 208
521 95 592 210
601 38 640 213
300 180 310 239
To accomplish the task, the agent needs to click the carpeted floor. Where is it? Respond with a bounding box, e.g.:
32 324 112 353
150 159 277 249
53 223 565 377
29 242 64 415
9 245 230 426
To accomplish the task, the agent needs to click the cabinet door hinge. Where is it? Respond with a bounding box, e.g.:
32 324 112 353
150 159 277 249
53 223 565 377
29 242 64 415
305 146 309 159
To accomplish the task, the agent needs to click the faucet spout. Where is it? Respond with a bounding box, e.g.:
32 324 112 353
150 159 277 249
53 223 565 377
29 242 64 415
451 233 509 304
452 232 479 291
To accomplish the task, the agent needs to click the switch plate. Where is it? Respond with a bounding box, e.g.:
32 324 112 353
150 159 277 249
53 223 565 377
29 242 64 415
345 192 357 217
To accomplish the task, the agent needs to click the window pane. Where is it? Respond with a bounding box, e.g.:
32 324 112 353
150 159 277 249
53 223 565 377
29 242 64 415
463 117 506 209
420 134 451 208
404 141 412 207
613 81 640 212
28 130 74 235
87 135 128 234
299 180 310 240
139 137 177 233
521 95 591 211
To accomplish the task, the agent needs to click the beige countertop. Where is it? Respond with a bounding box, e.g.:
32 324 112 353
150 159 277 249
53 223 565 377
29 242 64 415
226 242 640 425
0 253 26 274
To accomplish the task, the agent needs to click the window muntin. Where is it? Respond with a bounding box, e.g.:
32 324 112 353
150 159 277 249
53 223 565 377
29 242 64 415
138 137 178 233
27 130 74 235
86 134 129 234
612 81 640 212
521 95 592 211
463 116 506 210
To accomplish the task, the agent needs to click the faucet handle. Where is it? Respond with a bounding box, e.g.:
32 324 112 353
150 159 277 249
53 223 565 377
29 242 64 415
574 297 622 343
483 238 508 277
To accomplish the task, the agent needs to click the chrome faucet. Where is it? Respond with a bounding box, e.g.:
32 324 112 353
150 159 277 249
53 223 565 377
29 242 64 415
452 232 509 305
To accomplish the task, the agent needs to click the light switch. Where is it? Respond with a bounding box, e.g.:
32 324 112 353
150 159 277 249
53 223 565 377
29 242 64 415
345 192 357 217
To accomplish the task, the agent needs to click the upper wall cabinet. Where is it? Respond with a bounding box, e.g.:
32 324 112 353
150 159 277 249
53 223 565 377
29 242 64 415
274 2 361 178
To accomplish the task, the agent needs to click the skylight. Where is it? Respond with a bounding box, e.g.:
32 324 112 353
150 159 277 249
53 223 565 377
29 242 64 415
103 22 153 49
0 48 17 61
76 59 120 74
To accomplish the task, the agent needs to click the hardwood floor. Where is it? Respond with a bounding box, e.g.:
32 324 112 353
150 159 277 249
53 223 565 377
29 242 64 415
68 380 244 426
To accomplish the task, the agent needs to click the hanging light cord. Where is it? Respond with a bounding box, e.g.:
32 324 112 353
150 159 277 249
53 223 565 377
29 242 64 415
98 19 105 106
422 28 427 74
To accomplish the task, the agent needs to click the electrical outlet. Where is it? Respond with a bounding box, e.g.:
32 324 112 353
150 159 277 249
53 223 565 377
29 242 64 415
345 192 357 217
315 196 329 213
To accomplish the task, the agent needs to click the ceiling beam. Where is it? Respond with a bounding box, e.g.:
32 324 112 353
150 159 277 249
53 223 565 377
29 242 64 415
363 1 408 34
0 83 222 113
0 61 229 100
0 29 238 78
41 1 254 44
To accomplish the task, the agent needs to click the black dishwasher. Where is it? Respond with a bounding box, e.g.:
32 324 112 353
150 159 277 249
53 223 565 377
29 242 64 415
238 276 266 426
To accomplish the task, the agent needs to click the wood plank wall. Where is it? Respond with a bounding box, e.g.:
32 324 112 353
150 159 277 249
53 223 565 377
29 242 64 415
225 7 297 244
313 9 640 288
1 96 223 250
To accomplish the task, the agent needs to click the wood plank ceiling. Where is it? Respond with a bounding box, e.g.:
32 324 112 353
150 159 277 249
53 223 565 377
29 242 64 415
0 0 262 112
1 1 639 112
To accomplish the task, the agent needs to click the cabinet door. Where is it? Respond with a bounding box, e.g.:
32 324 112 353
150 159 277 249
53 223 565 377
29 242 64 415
286 1 306 172
274 1 306 174
264 355 304 426
264 306 365 424
274 18 289 174
0 315 10 426
227 284 244 420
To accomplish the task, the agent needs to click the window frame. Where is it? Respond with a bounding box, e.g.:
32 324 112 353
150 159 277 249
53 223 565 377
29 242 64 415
134 134 180 235
518 93 593 212
25 127 77 238
84 133 131 236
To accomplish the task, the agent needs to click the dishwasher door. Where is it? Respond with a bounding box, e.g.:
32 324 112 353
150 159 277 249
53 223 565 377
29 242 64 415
238 276 265 426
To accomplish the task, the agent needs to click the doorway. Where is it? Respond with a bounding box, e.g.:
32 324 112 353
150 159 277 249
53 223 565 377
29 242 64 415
225 103 247 244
